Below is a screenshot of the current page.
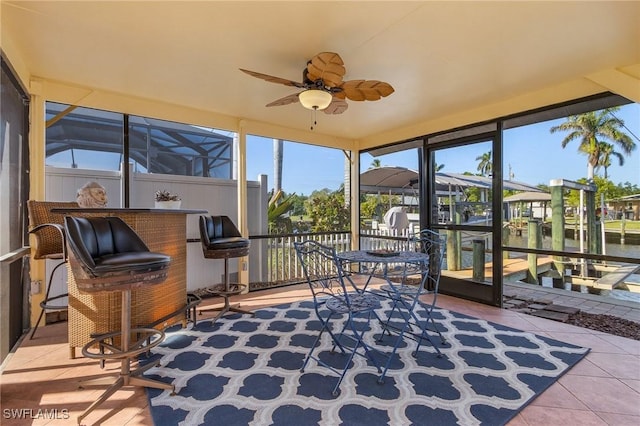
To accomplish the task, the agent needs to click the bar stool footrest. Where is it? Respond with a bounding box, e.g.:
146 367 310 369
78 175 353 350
206 283 247 297
81 327 165 360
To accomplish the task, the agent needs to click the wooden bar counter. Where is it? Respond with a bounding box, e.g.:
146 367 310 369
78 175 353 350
52 208 206 358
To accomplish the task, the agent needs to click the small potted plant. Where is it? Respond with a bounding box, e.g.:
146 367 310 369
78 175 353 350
154 189 182 209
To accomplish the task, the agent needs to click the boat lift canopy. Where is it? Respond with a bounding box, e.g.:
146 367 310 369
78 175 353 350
360 166 544 195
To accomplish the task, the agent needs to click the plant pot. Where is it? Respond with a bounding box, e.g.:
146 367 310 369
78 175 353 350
154 200 182 209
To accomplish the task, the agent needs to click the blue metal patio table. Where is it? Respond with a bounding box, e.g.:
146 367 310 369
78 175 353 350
336 249 439 382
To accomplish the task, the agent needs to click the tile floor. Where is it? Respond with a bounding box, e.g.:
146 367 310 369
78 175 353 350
1 283 639 425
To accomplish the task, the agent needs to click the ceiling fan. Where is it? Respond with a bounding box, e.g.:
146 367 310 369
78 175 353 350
240 52 394 115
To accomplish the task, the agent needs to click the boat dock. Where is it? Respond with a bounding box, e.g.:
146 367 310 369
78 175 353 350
504 280 640 325
594 264 640 292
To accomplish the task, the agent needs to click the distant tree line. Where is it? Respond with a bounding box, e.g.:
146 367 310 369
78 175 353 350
268 187 350 234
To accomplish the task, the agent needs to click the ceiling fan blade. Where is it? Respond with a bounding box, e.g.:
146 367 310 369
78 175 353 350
306 52 346 88
340 80 395 101
265 92 300 107
323 98 348 115
332 91 346 100
240 68 305 88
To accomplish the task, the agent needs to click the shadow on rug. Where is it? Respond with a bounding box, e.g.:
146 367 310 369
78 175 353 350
141 299 589 426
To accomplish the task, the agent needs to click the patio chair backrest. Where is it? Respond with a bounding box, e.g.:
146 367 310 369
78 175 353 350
411 229 447 292
294 240 350 303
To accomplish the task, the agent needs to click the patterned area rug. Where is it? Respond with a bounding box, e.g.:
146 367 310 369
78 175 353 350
142 299 589 426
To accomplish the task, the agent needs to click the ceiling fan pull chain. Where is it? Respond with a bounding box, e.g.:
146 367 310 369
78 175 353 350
310 107 318 131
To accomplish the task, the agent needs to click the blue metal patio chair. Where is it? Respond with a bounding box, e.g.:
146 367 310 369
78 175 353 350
294 240 383 397
378 229 447 358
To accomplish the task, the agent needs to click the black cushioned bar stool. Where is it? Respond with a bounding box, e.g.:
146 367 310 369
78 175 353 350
199 215 254 322
64 216 175 425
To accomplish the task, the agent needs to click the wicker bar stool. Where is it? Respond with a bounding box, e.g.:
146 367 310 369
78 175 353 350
198 215 254 323
27 200 79 340
64 216 175 425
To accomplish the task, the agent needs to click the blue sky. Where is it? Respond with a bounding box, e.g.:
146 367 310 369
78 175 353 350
247 103 640 196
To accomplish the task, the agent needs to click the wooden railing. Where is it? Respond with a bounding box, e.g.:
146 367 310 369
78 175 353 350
249 231 351 289
360 229 413 252
247 229 429 290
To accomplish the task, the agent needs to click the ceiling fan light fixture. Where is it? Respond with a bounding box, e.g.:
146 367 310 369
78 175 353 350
298 89 332 110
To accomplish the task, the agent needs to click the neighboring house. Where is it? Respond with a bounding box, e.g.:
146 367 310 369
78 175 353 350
609 194 640 221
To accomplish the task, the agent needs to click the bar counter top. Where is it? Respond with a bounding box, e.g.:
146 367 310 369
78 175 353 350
52 207 206 214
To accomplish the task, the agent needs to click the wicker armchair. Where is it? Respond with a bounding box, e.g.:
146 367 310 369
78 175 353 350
27 200 79 339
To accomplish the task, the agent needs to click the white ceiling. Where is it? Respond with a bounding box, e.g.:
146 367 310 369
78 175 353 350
2 1 639 144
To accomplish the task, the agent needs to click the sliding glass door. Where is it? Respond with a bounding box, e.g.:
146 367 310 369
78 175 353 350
1 56 30 363
427 136 502 305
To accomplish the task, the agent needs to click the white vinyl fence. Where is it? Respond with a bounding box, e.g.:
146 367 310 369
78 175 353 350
43 166 268 294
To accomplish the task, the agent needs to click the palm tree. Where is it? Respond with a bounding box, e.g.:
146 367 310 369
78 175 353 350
475 151 492 177
273 138 283 192
434 162 445 172
344 153 351 207
550 108 635 180
370 159 381 169
268 189 295 233
596 142 625 179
